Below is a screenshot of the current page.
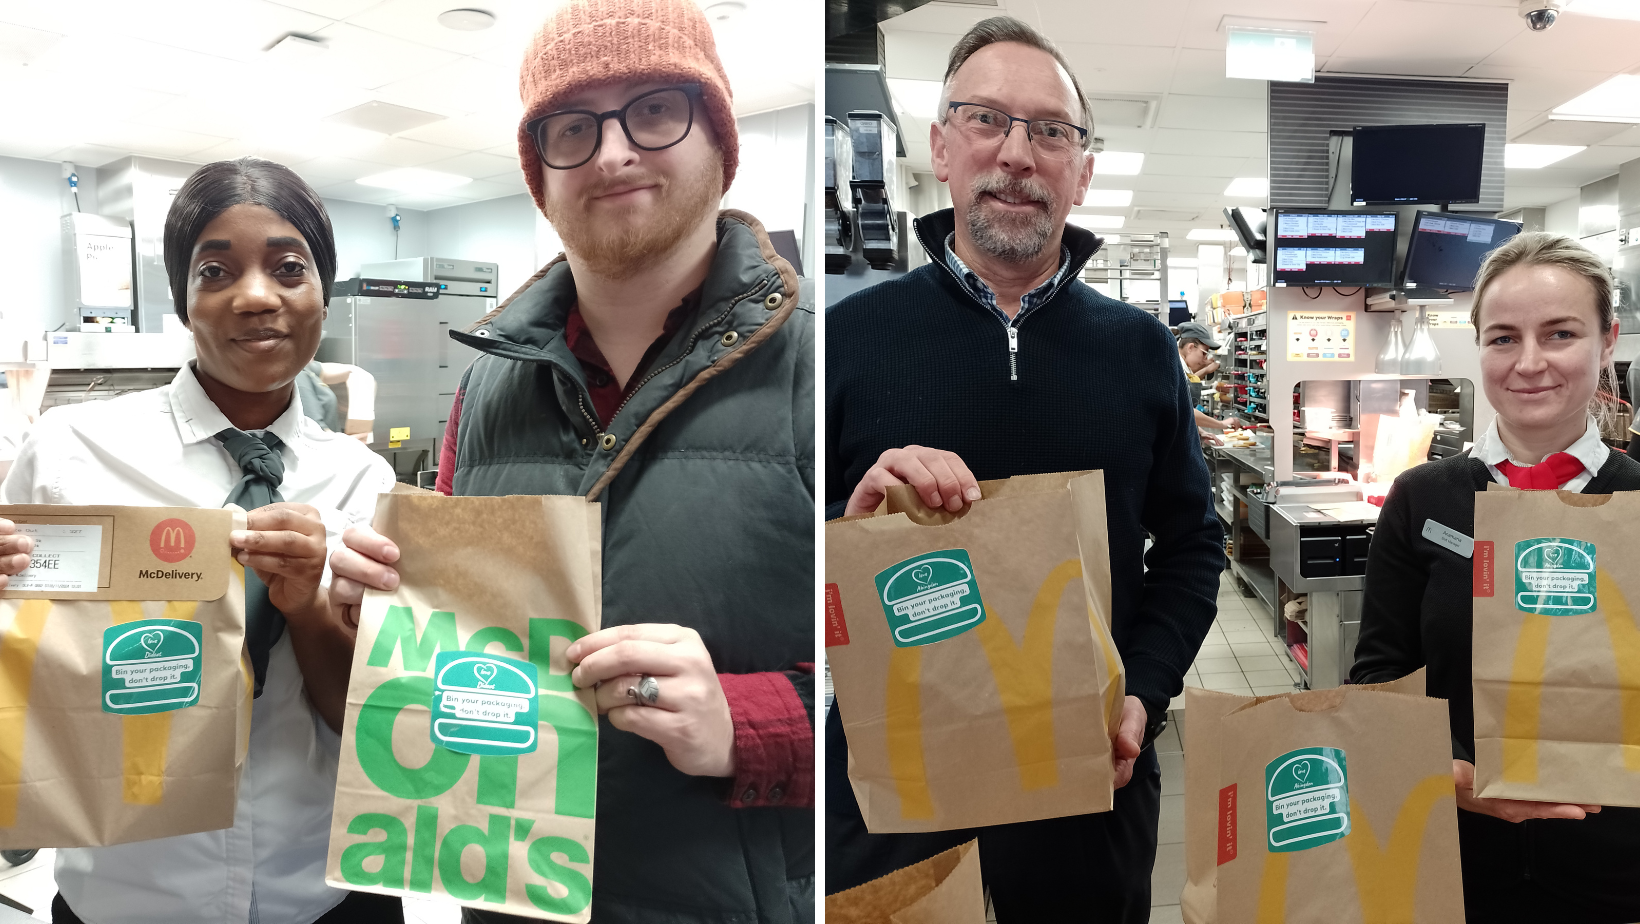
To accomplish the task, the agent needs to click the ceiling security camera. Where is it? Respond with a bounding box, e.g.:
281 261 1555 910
1519 0 1565 31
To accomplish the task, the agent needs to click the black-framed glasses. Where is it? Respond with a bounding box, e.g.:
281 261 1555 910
946 101 1088 159
527 85 701 170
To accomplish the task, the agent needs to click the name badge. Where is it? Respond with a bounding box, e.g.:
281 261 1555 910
1422 519 1474 558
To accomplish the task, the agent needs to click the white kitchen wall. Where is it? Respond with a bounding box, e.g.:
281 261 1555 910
721 104 814 276
2 154 103 334
1546 194 1579 238
325 197 430 282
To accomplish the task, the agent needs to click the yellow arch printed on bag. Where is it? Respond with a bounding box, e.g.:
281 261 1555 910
884 559 1082 818
1255 773 1452 923
1502 569 1640 782
112 600 199 805
0 600 55 827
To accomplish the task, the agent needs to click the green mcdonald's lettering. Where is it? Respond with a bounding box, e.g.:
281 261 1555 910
476 755 517 810
367 606 459 671
464 626 525 655
339 814 408 889
538 696 597 818
438 813 511 902
525 835 592 916
529 618 588 693
357 676 469 799
410 804 438 893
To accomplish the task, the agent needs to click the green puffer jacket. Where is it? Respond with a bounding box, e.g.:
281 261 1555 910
447 211 815 924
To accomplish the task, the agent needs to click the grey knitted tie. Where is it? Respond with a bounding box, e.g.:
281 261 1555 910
216 428 286 697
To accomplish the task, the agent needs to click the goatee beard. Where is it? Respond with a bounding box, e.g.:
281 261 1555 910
543 149 724 280
966 173 1056 263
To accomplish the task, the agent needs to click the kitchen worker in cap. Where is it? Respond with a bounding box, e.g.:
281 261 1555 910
824 15 1222 923
328 1 815 922
1177 320 1240 436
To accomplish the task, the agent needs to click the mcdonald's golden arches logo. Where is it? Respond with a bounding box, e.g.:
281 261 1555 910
149 519 195 564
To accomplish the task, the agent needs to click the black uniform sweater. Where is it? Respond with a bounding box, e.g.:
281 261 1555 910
1352 449 1640 920
825 209 1225 713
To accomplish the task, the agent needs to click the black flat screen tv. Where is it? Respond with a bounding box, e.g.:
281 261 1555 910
1224 206 1267 264
1350 123 1486 206
1400 210 1522 291
1270 209 1398 287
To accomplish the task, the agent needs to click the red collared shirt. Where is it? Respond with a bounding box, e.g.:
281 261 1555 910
564 293 696 427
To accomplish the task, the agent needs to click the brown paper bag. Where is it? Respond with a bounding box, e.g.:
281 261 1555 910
0 504 252 847
325 493 601 922
825 471 1124 833
824 839 985 924
1472 488 1640 805
1182 671 1463 924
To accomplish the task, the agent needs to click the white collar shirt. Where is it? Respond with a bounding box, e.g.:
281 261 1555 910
1472 415 1609 493
0 365 397 924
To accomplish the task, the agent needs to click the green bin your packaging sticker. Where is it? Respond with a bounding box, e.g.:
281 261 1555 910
430 651 540 756
1265 747 1350 852
1515 538 1597 615
874 548 986 648
101 619 203 715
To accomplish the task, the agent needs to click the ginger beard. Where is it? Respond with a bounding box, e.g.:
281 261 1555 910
541 146 725 279
965 172 1058 263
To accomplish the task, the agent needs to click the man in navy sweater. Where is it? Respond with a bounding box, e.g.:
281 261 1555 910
824 16 1223 922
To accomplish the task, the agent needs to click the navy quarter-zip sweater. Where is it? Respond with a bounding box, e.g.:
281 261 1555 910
825 209 1224 712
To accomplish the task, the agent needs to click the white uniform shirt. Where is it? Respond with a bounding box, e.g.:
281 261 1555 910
1472 415 1609 492
0 365 397 924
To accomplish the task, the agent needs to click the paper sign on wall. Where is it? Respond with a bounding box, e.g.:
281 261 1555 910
1287 311 1354 362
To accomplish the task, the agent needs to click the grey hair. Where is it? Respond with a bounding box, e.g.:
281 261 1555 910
937 16 1095 148
1470 231 1622 428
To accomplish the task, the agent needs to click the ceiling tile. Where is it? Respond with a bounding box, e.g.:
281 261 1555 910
1512 119 1632 145
422 150 521 181
883 30 958 81
307 20 461 90
1167 48 1267 100
1329 1 1521 63
399 110 523 151
372 56 518 119
1481 11 1640 71
43 143 145 168
1155 94 1266 133
1035 0 1191 48
344 0 547 57
265 0 382 18
1147 129 1265 158
1143 153 1247 178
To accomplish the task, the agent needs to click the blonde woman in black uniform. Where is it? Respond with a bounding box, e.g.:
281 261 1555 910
1351 231 1640 923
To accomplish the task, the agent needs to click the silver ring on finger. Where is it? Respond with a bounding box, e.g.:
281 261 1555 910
627 674 660 707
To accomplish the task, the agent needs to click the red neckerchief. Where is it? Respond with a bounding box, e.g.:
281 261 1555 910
1494 452 1586 490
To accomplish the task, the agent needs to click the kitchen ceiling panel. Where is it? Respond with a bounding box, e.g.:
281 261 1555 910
1155 94 1267 132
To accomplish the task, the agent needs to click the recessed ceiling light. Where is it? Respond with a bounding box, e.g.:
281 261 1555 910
702 1 746 22
265 33 327 59
1188 229 1238 241
1093 152 1144 175
1225 28 1313 83
1068 214 1125 229
886 78 943 121
1224 177 1268 197
1083 189 1133 207
1552 74 1640 122
1504 143 1586 168
438 8 496 30
356 168 472 192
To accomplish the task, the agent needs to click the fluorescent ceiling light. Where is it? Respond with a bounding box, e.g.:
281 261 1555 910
1083 188 1133 207
1188 229 1238 241
1569 0 1640 20
1224 177 1268 197
1093 151 1144 175
886 78 943 121
1225 28 1314 83
1168 258 1199 268
356 168 472 192
1552 74 1640 123
1504 143 1585 168
1068 214 1125 230
1103 234 1121 244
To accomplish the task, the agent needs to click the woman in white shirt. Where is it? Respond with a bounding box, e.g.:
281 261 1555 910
0 158 401 924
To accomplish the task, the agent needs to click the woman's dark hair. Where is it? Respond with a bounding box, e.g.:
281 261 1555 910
163 157 337 323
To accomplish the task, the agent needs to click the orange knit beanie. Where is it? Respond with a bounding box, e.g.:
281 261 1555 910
517 0 738 211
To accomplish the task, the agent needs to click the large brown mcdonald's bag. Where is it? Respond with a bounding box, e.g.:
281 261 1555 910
1182 670 1465 924
325 492 602 923
824 839 986 924
825 471 1125 833
1472 487 1640 804
0 504 252 847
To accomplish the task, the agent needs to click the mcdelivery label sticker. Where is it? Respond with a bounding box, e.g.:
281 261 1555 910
1515 538 1597 615
1265 747 1350 852
11 524 102 592
824 583 849 646
430 651 540 756
874 549 986 648
101 619 203 714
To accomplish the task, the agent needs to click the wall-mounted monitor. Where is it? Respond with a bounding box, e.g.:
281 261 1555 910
1400 210 1522 291
1350 123 1486 206
1270 209 1398 287
1224 206 1267 264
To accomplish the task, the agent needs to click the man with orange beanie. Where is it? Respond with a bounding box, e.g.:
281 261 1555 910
328 1 815 922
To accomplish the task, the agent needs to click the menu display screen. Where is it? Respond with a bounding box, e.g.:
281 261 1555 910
1270 210 1398 287
1401 211 1522 290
